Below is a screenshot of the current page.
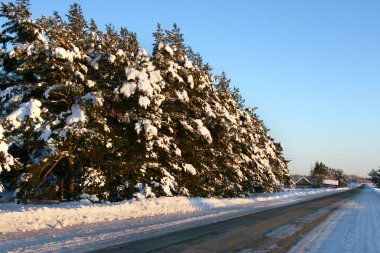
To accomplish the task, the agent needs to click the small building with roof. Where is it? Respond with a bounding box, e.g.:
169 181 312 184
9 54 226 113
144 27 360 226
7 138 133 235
295 177 312 188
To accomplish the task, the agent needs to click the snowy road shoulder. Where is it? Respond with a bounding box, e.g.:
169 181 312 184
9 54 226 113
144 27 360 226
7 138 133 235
0 187 356 252
289 184 380 253
0 187 352 233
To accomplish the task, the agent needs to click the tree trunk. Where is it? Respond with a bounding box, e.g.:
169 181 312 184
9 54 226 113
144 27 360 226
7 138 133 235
67 142 75 198
60 177 64 201
68 155 75 196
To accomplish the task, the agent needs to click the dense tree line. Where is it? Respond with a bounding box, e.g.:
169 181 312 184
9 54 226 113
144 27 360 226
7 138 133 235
345 174 368 184
368 168 380 187
291 171 366 187
0 1 289 201
310 162 347 187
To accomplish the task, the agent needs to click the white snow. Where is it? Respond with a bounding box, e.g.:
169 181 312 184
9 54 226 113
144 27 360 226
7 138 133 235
82 92 104 106
0 141 7 152
0 142 13 172
136 48 149 62
187 75 194 89
143 120 158 137
184 59 193 69
183 163 197 175
125 68 140 81
289 184 379 253
86 80 95 88
6 99 42 129
134 122 143 135
55 47 71 61
108 54 116 63
155 136 171 152
52 119 61 126
54 47 78 62
73 47 81 58
205 103 216 118
0 187 354 253
168 62 184 83
194 119 212 143
181 120 194 131
118 82 137 98
43 84 62 98
137 78 154 97
120 68 155 98
134 183 156 199
159 168 177 196
149 70 163 84
116 49 124 57
134 120 158 138
138 96 151 108
66 105 86 126
90 55 101 70
78 193 99 203
236 169 245 179
75 70 84 81
176 90 189 102
83 168 105 189
120 68 159 98
39 125 52 141
0 125 4 139
165 44 174 55
322 179 339 186
0 187 349 234
79 63 88 73
0 85 24 105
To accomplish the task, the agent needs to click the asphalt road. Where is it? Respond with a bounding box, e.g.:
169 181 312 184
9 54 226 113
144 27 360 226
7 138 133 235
93 186 363 253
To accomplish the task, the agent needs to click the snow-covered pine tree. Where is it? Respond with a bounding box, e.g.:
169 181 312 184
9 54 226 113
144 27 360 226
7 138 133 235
0 1 289 202
368 168 380 187
0 0 49 199
0 1 106 200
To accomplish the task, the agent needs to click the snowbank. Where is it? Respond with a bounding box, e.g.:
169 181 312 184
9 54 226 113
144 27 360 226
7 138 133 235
0 187 350 233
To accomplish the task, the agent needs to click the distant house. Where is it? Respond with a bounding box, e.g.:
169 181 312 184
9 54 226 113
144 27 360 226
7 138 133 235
295 177 312 188
322 179 339 188
290 180 296 189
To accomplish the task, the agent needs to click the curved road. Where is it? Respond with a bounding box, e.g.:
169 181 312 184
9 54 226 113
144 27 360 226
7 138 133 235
93 186 363 253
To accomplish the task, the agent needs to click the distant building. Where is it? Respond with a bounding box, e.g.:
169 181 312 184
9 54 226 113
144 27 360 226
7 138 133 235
322 179 339 188
295 177 312 188
290 180 296 188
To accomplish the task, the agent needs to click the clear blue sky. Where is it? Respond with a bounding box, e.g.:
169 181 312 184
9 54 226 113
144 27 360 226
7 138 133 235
23 1 380 177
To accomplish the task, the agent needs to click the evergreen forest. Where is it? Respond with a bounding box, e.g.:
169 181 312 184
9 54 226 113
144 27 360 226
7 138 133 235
0 1 290 201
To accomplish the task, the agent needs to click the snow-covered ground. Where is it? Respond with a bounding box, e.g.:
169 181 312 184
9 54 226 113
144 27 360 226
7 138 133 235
0 187 352 252
290 184 380 253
